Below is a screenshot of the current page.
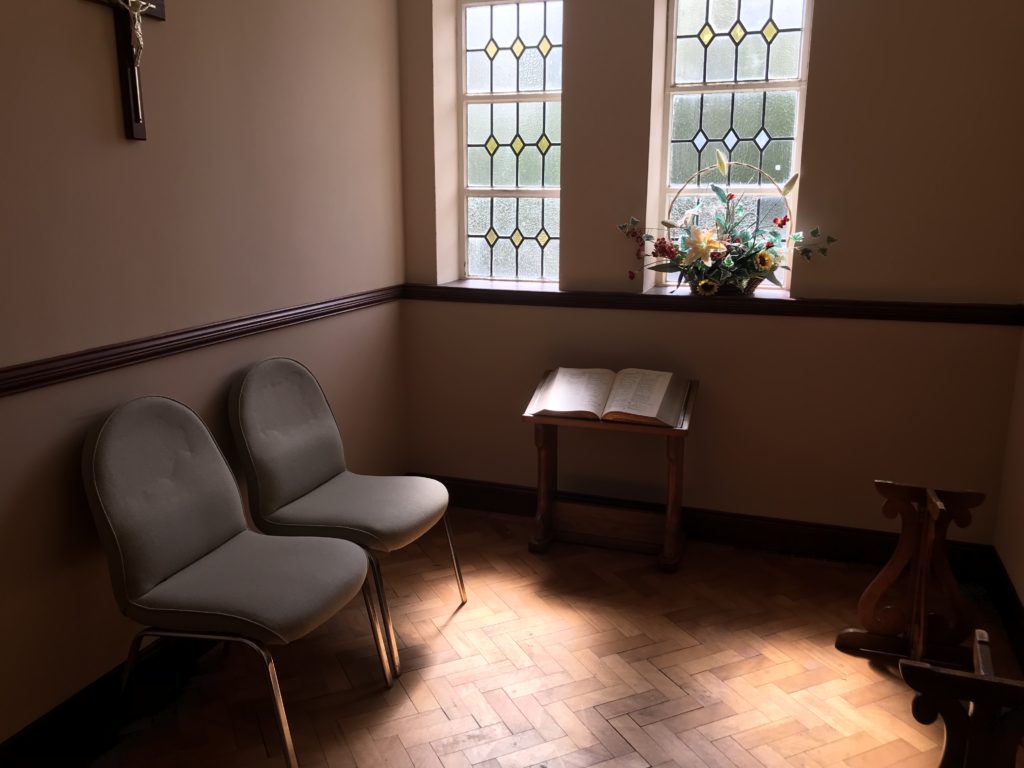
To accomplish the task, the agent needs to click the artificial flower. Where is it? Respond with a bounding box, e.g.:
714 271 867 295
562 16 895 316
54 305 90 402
754 250 774 271
694 278 720 296
683 226 724 267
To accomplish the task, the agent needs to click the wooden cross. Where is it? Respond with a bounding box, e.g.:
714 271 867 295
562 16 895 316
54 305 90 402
88 0 167 140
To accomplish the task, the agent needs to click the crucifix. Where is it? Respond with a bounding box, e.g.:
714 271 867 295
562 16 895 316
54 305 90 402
88 0 166 140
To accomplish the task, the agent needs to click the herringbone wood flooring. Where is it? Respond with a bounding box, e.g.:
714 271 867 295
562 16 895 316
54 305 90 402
94 509 1018 768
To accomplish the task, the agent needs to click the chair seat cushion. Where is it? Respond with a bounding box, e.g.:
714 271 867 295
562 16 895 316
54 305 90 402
264 472 449 552
130 530 367 645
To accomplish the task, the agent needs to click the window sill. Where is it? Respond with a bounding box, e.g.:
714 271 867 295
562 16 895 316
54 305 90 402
402 281 1021 326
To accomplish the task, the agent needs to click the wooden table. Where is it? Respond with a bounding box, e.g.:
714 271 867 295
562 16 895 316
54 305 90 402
522 373 698 571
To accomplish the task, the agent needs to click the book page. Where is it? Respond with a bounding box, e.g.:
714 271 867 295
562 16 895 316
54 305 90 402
602 369 673 420
529 367 616 419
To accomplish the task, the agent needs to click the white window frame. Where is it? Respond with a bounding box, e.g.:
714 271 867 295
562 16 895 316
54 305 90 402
457 0 562 282
658 0 816 290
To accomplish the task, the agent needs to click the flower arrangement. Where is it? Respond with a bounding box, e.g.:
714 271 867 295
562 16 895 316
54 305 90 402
621 151 836 295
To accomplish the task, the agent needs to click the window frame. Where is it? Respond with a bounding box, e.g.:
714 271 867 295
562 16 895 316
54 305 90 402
657 0 816 291
456 0 563 283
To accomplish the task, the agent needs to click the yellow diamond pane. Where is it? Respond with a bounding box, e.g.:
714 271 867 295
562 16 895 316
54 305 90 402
537 135 551 155
484 135 499 156
511 229 524 247
537 230 550 247
698 24 715 46
730 22 746 44
538 36 552 57
511 135 525 155
762 20 778 43
485 228 498 246
484 39 499 59
511 37 526 58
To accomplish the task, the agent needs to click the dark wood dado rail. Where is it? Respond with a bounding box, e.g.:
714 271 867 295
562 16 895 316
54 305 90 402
2 282 1021 397
0 286 403 397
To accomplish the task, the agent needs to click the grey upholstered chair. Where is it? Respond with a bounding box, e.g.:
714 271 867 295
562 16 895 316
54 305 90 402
229 357 466 677
82 396 392 768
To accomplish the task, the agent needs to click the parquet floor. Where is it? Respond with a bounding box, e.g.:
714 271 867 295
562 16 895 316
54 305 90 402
93 509 1017 768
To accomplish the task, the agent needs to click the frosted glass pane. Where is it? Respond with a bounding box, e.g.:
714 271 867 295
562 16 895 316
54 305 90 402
676 0 705 35
761 140 794 181
519 2 544 45
493 103 517 142
767 31 801 80
544 198 560 236
467 104 490 144
545 48 562 90
546 1 563 44
519 49 545 91
765 91 798 137
519 198 543 236
737 35 768 80
543 240 559 279
670 143 699 186
670 95 700 141
491 4 517 46
465 6 491 49
732 92 763 137
701 93 731 139
467 148 490 186
546 103 561 142
492 50 517 92
493 197 517 235
729 141 761 183
676 39 704 84
773 0 805 29
467 237 491 277
467 198 490 234
739 0 770 30
518 240 542 279
466 52 490 93
493 147 516 186
709 0 738 32
544 146 561 186
492 239 516 277
705 37 736 82
519 102 544 143
519 147 542 186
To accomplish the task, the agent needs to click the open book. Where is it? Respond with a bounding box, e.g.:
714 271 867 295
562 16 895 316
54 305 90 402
525 367 689 428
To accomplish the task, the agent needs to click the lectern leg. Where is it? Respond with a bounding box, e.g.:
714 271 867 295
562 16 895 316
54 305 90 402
659 436 685 572
529 424 557 553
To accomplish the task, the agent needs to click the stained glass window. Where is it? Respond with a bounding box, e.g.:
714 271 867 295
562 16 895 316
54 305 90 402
462 1 562 281
663 0 810 289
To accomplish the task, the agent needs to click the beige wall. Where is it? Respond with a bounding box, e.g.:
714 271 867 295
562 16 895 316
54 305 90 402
0 0 404 367
996 335 1024 595
404 301 1018 544
0 0 407 742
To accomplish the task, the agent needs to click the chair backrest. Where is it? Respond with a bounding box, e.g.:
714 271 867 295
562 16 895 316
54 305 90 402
82 396 247 608
229 358 346 522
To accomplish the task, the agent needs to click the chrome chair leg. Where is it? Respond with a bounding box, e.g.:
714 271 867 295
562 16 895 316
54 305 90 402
367 552 401 677
444 513 468 605
120 631 147 695
120 630 298 768
362 579 394 688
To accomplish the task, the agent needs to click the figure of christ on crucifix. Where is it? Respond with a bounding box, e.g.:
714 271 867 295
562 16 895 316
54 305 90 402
88 0 166 140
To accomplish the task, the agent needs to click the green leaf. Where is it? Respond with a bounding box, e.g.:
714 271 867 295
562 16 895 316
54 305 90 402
810 226 821 238
801 247 813 261
723 256 734 268
780 173 799 196
660 220 677 229
711 184 729 204
649 263 683 273
826 235 838 244
643 233 655 241
778 265 791 271
765 270 783 287
818 247 828 256
715 149 729 176
629 217 640 226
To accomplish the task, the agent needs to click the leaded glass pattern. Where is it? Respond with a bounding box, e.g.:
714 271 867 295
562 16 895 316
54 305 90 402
674 0 805 84
465 2 563 94
467 102 561 188
669 90 797 186
467 197 560 279
462 1 562 281
666 194 786 242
